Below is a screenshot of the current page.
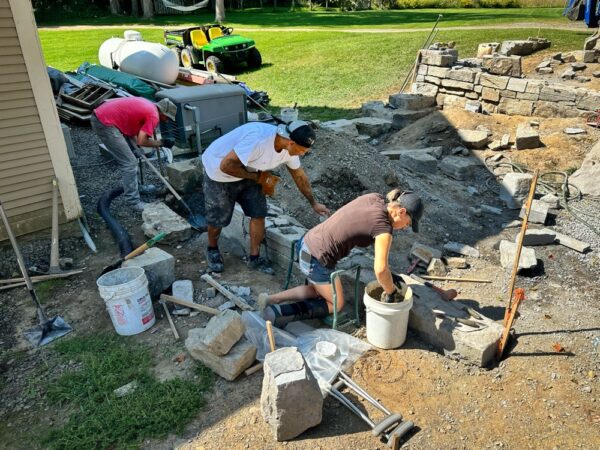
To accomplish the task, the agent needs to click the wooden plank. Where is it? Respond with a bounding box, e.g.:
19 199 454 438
0 153 51 171
0 269 83 285
0 97 35 110
0 130 44 146
160 294 220 315
200 273 253 311
0 123 42 138
0 63 26 75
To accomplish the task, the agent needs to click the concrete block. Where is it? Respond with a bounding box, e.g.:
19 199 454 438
261 347 323 441
498 98 534 116
266 226 305 249
172 279 193 314
123 247 175 293
457 129 488 149
427 258 447 276
499 172 533 209
520 199 549 224
499 240 537 272
350 117 392 137
443 241 480 258
166 159 202 193
517 229 556 246
410 242 442 264
443 257 467 269
398 151 438 174
411 82 439 97
439 156 481 181
320 119 359 136
141 202 192 244
391 108 435 130
186 328 256 381
403 275 503 367
545 229 591 253
540 193 560 209
482 55 521 77
515 124 541 149
202 310 246 356
388 93 436 110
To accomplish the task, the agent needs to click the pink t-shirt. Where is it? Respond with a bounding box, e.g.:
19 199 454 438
94 97 159 138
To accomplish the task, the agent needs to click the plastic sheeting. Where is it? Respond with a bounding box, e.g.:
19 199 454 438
242 312 372 395
77 63 157 100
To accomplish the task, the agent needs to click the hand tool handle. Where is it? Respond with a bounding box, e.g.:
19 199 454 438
49 178 60 269
266 320 276 352
160 294 220 315
160 300 179 340
139 153 186 202
124 232 167 261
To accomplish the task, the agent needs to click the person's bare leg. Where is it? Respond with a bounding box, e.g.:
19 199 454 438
266 284 319 305
313 277 344 313
249 217 265 256
207 225 221 248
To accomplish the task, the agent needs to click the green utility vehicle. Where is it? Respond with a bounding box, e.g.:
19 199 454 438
164 25 262 73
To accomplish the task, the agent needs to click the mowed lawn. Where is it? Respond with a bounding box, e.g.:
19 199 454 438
39 11 587 120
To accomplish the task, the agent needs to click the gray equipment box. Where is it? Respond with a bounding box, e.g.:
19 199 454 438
156 84 247 154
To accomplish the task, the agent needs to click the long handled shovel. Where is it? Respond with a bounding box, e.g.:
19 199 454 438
0 200 72 347
100 232 167 276
139 153 206 231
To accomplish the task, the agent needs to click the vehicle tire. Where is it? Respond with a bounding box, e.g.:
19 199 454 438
181 48 193 69
205 55 224 73
247 48 262 69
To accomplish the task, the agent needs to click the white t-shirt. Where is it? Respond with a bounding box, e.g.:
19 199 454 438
201 122 301 182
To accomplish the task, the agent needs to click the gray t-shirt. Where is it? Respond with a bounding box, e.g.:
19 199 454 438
303 193 393 268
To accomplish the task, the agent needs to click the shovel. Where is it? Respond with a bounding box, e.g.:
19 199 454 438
139 153 206 231
100 232 167 276
0 200 72 347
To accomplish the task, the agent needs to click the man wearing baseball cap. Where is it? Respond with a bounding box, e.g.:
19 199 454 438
91 97 177 211
201 120 330 274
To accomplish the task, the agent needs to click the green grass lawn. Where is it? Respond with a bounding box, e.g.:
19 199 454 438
37 7 567 29
40 25 588 120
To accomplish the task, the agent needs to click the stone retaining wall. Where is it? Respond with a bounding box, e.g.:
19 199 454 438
413 50 600 118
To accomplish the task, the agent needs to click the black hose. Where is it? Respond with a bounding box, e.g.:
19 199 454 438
97 187 133 257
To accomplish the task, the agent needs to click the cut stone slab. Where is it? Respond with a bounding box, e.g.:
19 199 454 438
172 279 193 315
381 146 442 160
520 199 549 224
410 242 442 264
186 328 256 381
458 129 488 149
391 108 435 130
411 81 439 97
261 347 323 441
361 101 393 120
438 156 481 181
403 275 503 367
572 62 587 71
427 258 447 276
561 69 576 80
350 117 392 137
500 134 511 148
482 55 522 77
166 159 202 193
123 247 175 294
546 229 590 253
481 204 503 215
464 100 482 113
388 93 436 110
540 193 560 209
201 310 246 356
565 127 586 135
516 229 556 246
443 257 468 269
320 119 359 136
499 240 537 272
397 151 438 174
141 202 192 244
515 124 541 150
499 172 533 209
570 140 600 197
444 241 480 258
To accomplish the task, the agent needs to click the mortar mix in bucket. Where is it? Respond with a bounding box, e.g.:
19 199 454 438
363 280 413 349
97 267 155 336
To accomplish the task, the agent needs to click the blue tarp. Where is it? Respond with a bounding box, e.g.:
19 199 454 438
564 0 600 27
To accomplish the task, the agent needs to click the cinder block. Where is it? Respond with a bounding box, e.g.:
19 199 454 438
123 247 175 293
520 199 549 224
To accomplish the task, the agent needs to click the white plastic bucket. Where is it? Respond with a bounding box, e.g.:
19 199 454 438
363 280 413 349
97 267 155 336
280 108 299 123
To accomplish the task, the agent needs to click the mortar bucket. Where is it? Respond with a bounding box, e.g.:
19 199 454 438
97 267 155 336
280 107 299 123
363 280 413 349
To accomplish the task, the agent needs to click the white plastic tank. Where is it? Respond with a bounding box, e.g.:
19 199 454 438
98 30 179 85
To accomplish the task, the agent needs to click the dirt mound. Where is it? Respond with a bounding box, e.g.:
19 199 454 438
274 128 406 229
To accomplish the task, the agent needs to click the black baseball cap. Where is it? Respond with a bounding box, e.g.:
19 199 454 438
397 191 424 233
277 120 316 148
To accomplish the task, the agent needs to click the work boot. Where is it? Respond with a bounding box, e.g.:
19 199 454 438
139 184 158 195
247 256 274 275
131 201 149 212
206 248 224 273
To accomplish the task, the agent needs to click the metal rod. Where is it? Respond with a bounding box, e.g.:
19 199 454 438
49 178 60 271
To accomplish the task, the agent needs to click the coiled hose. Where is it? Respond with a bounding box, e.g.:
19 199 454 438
97 187 134 257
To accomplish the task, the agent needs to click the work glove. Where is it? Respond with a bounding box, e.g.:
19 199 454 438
162 137 175 149
381 286 403 304
257 171 280 197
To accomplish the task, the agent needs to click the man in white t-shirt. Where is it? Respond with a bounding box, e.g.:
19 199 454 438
201 120 330 274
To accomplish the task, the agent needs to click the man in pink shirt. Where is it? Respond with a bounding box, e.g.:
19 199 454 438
91 97 177 211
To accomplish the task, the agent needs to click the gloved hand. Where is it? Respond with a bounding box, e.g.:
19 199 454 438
257 171 280 197
381 286 403 304
162 137 175 149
